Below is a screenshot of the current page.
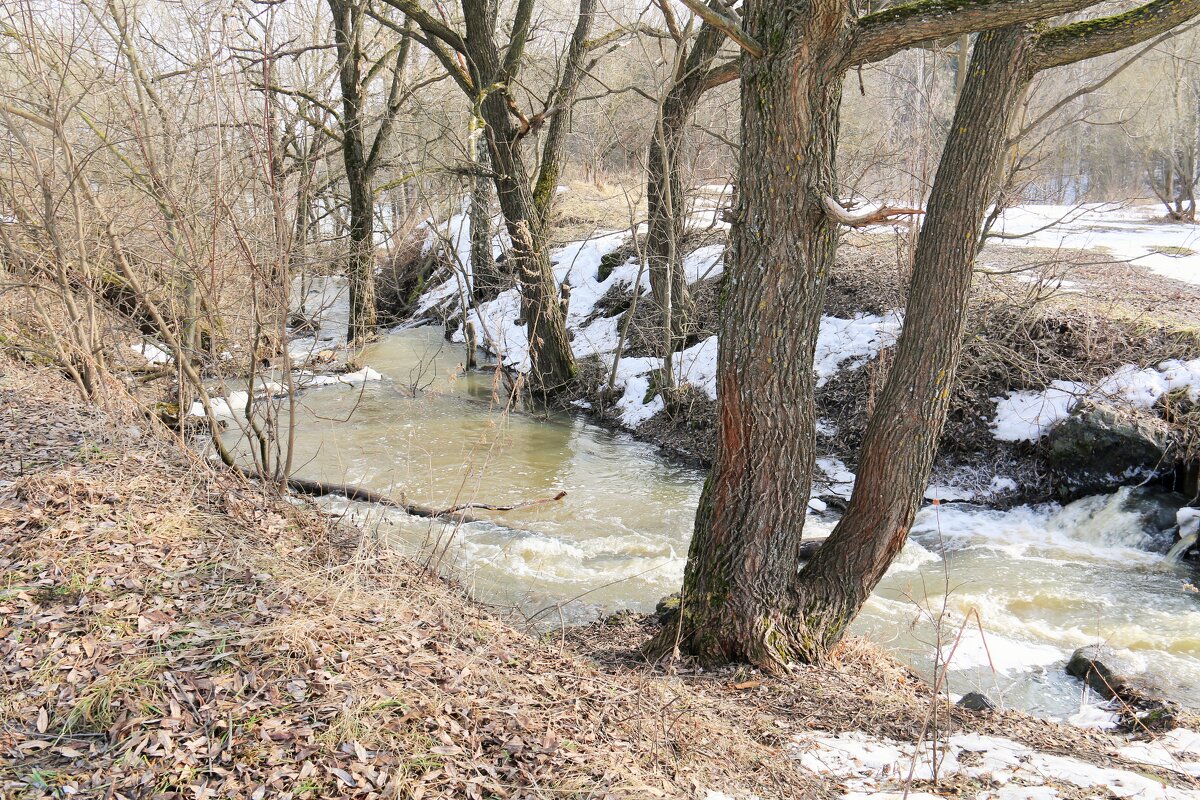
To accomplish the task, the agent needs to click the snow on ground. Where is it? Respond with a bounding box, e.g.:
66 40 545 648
990 204 1200 286
817 457 857 499
425 229 899 429
991 357 1200 442
791 729 1200 799
131 340 172 365
816 313 903 387
1119 729 1200 778
991 381 1090 442
289 274 350 360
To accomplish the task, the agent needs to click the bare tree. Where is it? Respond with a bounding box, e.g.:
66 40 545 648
378 0 603 393
650 0 1199 670
645 1 737 369
327 0 414 342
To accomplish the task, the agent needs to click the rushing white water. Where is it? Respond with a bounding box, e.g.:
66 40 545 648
233 327 1200 720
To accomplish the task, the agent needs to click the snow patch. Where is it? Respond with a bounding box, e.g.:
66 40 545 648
991 381 1088 442
792 730 1200 799
991 356 1200 442
815 313 903 387
131 340 172 365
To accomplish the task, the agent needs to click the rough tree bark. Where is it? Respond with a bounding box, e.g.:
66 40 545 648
790 0 1200 658
469 128 502 301
650 0 1198 670
648 0 854 667
788 24 1037 654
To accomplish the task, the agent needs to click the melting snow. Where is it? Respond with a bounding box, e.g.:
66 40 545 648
991 357 1200 442
990 204 1200 286
792 730 1200 799
815 313 903 387
131 340 172 365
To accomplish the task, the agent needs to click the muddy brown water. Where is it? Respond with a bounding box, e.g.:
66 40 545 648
224 326 1200 721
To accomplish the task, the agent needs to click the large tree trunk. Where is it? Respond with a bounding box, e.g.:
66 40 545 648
786 26 1037 656
647 1 852 669
645 0 1200 674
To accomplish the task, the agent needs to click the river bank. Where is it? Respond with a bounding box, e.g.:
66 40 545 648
411 202 1200 510
5 356 1200 799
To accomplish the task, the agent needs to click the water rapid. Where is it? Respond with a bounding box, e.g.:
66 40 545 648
228 327 1200 720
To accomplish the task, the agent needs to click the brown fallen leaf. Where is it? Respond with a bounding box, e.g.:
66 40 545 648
328 767 357 787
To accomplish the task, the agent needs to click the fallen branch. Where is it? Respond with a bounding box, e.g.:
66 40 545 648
822 195 924 228
435 491 568 516
239 468 567 528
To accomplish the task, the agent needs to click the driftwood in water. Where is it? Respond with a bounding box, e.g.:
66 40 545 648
257 470 567 528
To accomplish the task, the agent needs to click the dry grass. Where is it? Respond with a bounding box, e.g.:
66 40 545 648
546 177 646 247
0 361 824 799
3 358 1198 799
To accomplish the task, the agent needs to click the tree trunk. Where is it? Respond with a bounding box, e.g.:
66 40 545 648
647 0 852 669
530 0 595 231
645 17 727 354
469 128 502 302
487 133 577 392
787 26 1037 656
329 0 378 344
346 168 377 343
465 0 577 393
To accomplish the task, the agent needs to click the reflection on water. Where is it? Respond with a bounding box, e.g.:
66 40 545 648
231 327 1200 720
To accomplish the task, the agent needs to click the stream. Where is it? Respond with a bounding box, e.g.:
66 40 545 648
233 326 1200 722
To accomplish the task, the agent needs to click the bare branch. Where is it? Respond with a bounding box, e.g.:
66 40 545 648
822 195 924 228
676 0 762 57
851 0 1105 65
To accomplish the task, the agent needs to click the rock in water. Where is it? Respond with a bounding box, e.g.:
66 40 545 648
956 692 996 713
1044 403 1169 496
1065 644 1148 700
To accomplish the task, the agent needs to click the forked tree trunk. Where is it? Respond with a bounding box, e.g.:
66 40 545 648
786 26 1037 655
467 11 578 393
648 0 1200 673
647 0 852 668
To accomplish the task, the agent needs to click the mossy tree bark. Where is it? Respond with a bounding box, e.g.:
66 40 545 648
650 0 1200 671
